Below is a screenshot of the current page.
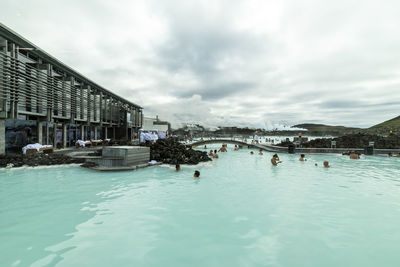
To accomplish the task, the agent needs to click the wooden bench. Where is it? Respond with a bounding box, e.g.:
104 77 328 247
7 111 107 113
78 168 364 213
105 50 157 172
91 140 103 146
26 149 38 156
25 146 54 155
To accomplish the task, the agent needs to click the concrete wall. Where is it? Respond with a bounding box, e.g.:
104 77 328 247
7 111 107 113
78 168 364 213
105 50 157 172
102 146 150 166
123 147 150 166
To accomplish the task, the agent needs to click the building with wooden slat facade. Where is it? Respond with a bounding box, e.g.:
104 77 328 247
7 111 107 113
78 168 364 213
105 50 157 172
0 23 143 154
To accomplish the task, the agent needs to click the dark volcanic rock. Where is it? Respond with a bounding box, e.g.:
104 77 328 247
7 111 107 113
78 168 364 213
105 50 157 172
0 153 85 168
277 133 400 149
144 138 212 165
81 161 98 168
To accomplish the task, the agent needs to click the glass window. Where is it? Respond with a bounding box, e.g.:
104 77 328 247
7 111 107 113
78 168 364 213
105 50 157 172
5 119 38 154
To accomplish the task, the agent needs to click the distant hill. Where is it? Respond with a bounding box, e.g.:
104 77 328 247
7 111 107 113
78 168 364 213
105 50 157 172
365 115 400 134
294 115 400 136
293 123 361 136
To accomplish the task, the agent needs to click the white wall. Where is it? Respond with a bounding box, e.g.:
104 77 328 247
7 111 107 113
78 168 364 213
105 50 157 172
142 117 169 132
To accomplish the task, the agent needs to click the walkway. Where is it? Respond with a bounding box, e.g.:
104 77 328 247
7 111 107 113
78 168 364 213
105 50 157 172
189 139 282 152
189 139 400 155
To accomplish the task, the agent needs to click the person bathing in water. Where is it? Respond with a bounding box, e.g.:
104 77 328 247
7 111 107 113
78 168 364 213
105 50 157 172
218 144 227 152
208 150 214 157
299 154 307 161
349 151 360 159
271 154 282 166
213 150 219 158
259 149 263 155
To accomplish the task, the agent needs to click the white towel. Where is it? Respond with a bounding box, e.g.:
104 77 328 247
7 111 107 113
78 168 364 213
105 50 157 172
22 143 53 154
76 140 91 147
22 143 42 154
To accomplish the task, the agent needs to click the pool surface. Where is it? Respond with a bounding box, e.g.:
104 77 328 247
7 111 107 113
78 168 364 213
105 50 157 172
1 145 400 267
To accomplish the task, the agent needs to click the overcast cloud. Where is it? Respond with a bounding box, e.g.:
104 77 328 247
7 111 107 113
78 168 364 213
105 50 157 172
2 0 400 128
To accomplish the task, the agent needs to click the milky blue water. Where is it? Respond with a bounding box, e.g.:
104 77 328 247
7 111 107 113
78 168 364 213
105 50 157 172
1 145 400 267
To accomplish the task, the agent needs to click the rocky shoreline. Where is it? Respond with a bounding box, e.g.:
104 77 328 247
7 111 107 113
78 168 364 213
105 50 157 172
144 138 212 165
277 133 400 149
0 153 85 168
1 138 211 169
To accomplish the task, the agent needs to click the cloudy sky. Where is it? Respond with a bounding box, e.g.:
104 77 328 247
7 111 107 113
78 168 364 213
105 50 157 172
2 0 400 129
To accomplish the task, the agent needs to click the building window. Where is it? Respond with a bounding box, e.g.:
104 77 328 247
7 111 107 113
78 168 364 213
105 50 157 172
5 119 38 154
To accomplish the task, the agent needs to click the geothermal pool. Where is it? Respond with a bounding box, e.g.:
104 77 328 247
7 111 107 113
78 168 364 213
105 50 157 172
1 145 400 267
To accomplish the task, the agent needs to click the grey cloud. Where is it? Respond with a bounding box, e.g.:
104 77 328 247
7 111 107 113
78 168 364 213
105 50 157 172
2 0 400 128
319 100 365 109
177 81 257 100
156 28 268 76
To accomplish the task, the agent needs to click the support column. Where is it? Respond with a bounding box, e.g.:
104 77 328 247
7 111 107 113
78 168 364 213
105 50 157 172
99 91 103 124
80 125 84 140
104 96 108 123
53 125 57 148
94 126 98 140
135 108 139 128
62 76 67 117
80 84 84 120
26 67 32 112
14 45 19 119
37 121 43 144
104 127 108 139
70 77 76 121
0 119 5 155
124 111 128 140
93 90 97 122
109 99 113 124
87 85 91 123
9 43 15 119
46 123 50 145
36 60 43 114
62 124 67 148
46 64 53 122
113 127 116 139
0 39 7 118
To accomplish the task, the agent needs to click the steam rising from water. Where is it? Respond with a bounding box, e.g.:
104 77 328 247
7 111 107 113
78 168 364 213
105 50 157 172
264 121 307 131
